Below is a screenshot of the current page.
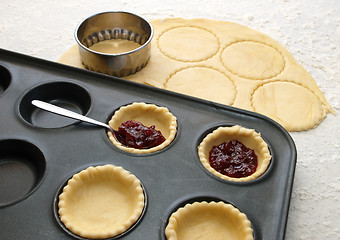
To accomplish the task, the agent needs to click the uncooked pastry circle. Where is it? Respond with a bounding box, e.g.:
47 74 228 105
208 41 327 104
251 81 325 131
157 26 219 62
221 41 285 80
164 66 236 105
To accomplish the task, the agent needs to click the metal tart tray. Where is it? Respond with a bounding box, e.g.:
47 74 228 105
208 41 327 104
0 48 296 240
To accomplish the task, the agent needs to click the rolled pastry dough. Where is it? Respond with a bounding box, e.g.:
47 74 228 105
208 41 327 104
58 18 334 131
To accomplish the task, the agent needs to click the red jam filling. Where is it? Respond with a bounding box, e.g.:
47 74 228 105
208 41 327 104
116 120 166 149
209 140 258 178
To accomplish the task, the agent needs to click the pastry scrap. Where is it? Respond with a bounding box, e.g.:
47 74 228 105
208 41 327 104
58 164 145 239
107 102 177 154
198 125 271 182
165 201 253 240
58 18 334 131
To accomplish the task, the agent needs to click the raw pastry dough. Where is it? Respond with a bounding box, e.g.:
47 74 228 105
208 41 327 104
158 26 219 62
198 125 271 182
165 66 236 105
58 18 334 131
107 102 177 154
165 201 253 240
251 81 325 131
221 41 285 80
89 39 141 54
58 164 145 239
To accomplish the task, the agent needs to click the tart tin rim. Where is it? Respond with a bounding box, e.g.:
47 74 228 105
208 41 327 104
0 64 12 96
0 138 47 208
16 80 92 129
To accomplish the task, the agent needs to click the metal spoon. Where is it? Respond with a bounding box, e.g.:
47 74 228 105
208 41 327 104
31 100 119 137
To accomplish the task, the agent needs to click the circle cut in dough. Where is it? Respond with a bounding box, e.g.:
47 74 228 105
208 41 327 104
107 102 177 154
158 26 219 62
58 164 145 239
165 201 253 240
221 41 285 80
198 125 271 182
251 81 325 131
165 67 236 105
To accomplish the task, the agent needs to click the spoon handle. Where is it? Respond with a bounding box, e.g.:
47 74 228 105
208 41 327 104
31 100 111 130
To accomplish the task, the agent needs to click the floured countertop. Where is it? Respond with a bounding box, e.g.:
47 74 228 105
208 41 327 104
1 0 340 239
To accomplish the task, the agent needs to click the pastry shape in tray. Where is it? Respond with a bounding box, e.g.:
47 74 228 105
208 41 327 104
0 49 296 240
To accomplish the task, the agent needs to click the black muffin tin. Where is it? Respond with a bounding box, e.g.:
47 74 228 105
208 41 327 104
0 48 296 240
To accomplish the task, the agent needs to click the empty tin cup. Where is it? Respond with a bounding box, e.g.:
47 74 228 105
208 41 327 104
75 11 153 77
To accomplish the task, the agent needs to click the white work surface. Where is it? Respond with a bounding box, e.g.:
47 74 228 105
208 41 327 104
1 0 339 239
